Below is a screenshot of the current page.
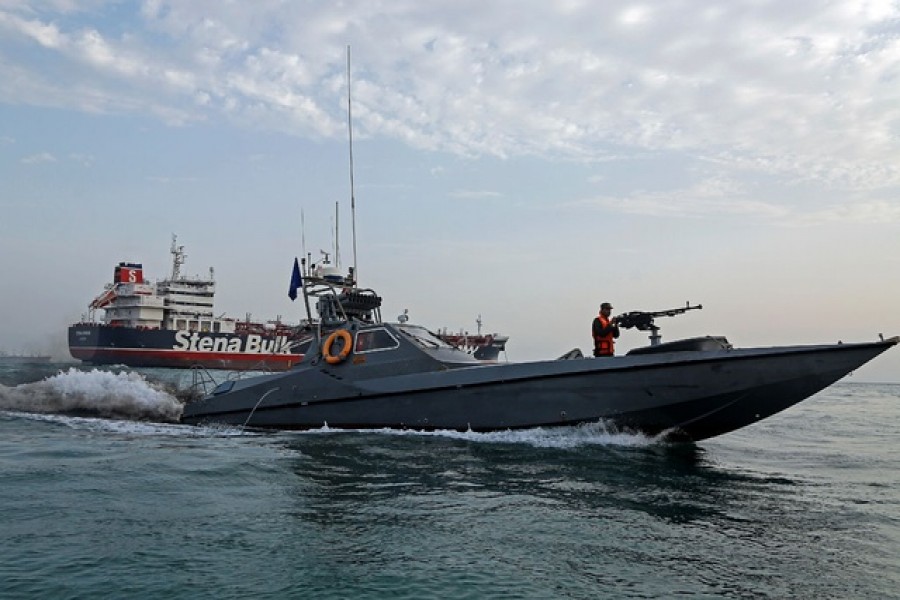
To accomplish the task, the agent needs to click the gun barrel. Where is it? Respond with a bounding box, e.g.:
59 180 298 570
613 303 702 330
648 302 702 318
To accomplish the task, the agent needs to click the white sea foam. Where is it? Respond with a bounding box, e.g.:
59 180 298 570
0 368 183 422
288 421 662 449
3 410 257 439
435 421 661 448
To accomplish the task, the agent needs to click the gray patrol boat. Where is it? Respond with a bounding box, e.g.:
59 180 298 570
181 265 897 441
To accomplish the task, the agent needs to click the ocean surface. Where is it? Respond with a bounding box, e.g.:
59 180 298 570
0 363 897 599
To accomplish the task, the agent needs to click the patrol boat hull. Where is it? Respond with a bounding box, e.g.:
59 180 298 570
181 331 897 441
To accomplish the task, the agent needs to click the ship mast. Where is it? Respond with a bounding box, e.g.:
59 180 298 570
170 234 185 280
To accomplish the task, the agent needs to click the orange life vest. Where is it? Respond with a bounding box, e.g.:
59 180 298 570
593 314 615 357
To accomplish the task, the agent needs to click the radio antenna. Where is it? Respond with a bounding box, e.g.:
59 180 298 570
300 208 307 272
347 45 358 284
334 200 340 267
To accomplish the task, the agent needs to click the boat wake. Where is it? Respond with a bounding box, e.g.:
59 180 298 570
0 367 183 422
290 421 664 449
440 421 664 448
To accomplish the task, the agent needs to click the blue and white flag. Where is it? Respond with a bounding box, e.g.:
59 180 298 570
288 257 302 301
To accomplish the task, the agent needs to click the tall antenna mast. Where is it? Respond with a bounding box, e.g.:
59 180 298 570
334 200 340 267
300 208 307 270
347 45 358 283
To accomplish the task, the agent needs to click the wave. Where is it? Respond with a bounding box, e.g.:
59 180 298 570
0 367 182 422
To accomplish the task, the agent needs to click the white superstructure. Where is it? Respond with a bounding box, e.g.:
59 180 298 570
86 235 238 334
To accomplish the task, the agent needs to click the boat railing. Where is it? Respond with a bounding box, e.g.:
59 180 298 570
300 275 383 342
187 360 281 402
187 366 220 401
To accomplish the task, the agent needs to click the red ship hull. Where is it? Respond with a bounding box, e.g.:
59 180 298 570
68 323 308 371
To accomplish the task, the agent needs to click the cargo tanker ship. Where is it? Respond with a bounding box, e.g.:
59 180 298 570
68 237 308 371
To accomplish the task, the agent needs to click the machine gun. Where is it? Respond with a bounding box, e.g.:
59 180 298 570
614 302 702 346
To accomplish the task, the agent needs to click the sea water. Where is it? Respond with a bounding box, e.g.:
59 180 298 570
0 364 898 599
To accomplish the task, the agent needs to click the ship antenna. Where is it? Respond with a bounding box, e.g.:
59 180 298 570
334 200 340 268
300 208 307 273
347 45 358 284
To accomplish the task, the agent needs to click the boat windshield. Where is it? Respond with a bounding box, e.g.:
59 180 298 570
395 324 453 349
355 327 400 353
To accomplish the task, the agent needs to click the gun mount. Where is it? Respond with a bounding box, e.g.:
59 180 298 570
614 302 702 346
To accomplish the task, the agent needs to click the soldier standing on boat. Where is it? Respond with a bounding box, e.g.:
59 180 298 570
592 302 620 357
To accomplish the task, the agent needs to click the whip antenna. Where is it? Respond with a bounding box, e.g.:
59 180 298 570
347 45 358 284
334 200 340 267
300 208 307 271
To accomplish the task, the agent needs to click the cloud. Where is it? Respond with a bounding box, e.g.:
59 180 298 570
791 200 900 225
68 153 94 167
6 12 65 48
21 152 56 164
449 189 503 199
572 177 790 220
2 2 900 189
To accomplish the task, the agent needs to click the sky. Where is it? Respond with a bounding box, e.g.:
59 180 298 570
1 1 899 382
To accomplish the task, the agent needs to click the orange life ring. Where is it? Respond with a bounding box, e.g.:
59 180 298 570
323 329 353 365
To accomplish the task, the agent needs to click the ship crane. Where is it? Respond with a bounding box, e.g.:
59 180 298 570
90 286 117 310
